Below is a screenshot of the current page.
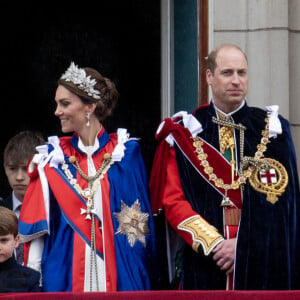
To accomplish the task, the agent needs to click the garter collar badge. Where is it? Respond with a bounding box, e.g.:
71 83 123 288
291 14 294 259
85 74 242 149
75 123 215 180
114 199 149 247
248 157 288 204
194 116 289 205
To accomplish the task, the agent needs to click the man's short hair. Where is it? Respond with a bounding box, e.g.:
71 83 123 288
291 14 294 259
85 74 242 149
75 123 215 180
207 43 248 74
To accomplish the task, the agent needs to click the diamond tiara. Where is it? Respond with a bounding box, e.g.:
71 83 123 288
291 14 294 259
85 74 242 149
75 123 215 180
60 62 101 100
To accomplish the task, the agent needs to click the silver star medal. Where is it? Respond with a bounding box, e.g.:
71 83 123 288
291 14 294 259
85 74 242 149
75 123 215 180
114 199 150 247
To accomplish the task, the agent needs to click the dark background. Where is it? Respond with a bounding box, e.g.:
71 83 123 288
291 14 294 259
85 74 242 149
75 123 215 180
0 1 161 197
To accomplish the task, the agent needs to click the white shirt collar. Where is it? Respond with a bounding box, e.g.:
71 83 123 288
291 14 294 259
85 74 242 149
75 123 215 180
78 134 100 156
12 192 22 217
212 99 246 118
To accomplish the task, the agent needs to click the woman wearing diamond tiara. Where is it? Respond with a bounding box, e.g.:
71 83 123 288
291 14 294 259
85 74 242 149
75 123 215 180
18 62 156 292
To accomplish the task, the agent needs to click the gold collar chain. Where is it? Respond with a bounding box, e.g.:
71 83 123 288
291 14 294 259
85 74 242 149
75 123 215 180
192 117 270 198
61 153 113 219
61 153 113 291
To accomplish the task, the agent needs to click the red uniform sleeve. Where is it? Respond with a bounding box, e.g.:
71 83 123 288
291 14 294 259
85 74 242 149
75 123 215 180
162 148 224 254
162 148 199 247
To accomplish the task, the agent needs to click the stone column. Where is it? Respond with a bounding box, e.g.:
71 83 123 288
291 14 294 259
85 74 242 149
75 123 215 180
289 0 300 174
212 0 300 176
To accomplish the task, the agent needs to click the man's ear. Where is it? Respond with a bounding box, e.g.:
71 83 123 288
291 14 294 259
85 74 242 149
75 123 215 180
206 69 213 85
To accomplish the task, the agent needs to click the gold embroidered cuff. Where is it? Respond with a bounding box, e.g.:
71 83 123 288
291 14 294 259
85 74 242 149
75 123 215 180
178 215 224 255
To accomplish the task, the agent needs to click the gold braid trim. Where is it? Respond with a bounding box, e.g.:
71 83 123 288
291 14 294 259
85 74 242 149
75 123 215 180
178 215 224 255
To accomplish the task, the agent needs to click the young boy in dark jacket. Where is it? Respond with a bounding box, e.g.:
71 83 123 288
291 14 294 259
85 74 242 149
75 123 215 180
0 206 41 292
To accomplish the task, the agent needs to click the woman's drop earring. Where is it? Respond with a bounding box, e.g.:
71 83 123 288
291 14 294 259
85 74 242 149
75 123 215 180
86 112 90 127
